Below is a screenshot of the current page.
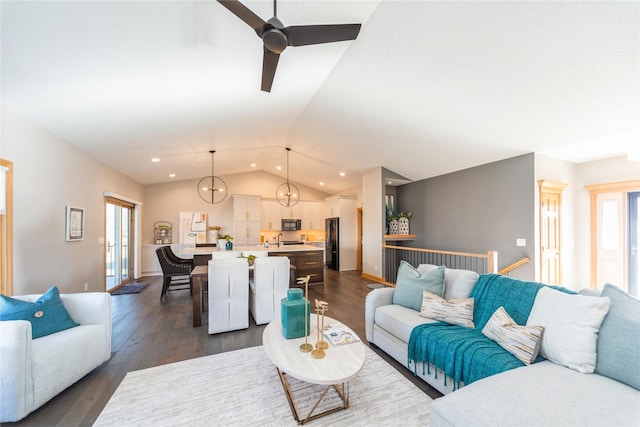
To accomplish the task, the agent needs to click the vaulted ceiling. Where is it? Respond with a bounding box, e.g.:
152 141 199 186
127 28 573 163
2 1 638 194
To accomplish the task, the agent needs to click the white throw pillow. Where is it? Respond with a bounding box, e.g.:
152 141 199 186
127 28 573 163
482 307 544 365
526 287 610 373
419 290 474 328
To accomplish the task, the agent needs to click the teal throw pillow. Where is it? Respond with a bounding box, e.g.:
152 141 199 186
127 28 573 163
0 286 79 339
393 261 445 311
594 284 640 390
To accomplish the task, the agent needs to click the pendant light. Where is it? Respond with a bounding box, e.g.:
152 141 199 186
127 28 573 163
276 147 300 207
197 150 227 204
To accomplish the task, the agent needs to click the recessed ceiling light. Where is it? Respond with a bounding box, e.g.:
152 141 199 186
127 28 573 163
169 173 176 178
388 181 393 184
250 163 257 167
276 165 282 171
339 172 346 177
151 158 160 162
319 182 325 186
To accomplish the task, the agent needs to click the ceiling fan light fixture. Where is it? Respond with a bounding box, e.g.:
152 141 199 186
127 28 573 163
197 150 228 204
276 147 300 207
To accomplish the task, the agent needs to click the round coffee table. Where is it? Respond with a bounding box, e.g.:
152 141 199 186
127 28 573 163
263 315 366 424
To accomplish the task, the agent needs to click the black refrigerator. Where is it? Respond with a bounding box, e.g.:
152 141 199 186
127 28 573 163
325 217 339 271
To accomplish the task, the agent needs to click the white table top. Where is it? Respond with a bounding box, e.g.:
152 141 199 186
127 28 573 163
262 315 366 385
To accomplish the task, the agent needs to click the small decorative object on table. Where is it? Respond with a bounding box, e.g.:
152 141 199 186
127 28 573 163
281 288 310 339
312 300 329 359
297 275 313 352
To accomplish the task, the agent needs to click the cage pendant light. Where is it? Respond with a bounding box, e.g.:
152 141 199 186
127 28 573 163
197 150 228 204
276 147 300 208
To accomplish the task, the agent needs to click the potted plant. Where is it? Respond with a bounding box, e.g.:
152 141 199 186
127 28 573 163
208 225 222 242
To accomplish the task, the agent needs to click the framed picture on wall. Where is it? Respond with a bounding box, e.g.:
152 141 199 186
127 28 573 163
66 206 84 241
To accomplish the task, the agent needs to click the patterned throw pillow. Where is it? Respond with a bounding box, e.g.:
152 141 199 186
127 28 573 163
482 307 544 365
419 290 474 328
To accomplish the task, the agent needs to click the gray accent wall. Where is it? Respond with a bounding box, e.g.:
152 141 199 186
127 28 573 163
396 153 536 279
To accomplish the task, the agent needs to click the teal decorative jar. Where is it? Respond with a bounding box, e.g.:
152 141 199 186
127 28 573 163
281 288 310 339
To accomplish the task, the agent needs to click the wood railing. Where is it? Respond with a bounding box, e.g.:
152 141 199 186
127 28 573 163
498 257 530 275
383 244 498 285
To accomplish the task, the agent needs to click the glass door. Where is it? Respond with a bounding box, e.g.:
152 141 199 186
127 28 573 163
106 198 134 291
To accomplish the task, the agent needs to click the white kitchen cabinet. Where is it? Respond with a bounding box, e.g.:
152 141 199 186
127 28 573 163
260 199 282 230
301 201 325 230
233 194 261 221
281 203 301 221
233 195 261 245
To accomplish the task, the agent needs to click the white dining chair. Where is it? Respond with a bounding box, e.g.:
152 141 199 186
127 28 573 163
208 257 249 334
249 256 290 325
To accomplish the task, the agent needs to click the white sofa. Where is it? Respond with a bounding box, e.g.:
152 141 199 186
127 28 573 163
0 292 112 422
365 266 640 426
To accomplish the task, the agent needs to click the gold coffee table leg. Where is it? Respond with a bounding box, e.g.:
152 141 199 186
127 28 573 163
276 368 349 425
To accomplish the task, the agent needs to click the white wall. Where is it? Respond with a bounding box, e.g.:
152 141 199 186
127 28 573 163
361 167 384 279
2 106 144 295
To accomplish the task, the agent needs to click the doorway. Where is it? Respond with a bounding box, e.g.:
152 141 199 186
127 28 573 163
538 180 567 285
105 197 134 291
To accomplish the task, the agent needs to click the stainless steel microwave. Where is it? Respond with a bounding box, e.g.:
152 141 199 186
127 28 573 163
281 219 302 231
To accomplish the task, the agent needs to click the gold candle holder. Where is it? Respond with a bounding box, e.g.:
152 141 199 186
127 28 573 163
311 302 325 359
316 300 329 350
298 275 313 353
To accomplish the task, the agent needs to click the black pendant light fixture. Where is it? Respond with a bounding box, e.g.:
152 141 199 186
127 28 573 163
276 147 300 207
197 150 228 204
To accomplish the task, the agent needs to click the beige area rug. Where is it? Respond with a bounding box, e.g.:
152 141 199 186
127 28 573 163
94 345 431 426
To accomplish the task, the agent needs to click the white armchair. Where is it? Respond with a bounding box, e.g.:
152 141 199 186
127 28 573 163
249 256 290 325
208 258 249 334
0 292 112 422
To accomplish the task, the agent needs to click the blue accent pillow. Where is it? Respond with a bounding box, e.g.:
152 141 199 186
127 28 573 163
0 286 79 339
595 284 640 390
393 261 445 311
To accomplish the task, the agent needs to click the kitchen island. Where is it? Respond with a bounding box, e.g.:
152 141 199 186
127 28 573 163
176 244 325 285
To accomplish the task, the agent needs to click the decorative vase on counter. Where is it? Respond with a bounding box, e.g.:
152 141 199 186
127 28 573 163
218 239 227 250
398 217 410 235
389 219 399 235
225 241 233 250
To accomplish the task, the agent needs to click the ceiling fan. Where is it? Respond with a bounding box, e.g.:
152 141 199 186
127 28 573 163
217 0 362 92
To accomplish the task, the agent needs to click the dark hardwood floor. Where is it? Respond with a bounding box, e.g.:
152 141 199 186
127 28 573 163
8 268 441 426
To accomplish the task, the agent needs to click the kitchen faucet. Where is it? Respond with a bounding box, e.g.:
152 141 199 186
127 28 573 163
277 232 283 248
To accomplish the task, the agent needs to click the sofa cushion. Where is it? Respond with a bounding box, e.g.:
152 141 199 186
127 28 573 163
595 284 640 390
527 287 610 373
392 261 445 311
482 307 543 365
417 264 478 300
0 287 78 339
430 360 640 427
375 304 436 343
419 291 474 328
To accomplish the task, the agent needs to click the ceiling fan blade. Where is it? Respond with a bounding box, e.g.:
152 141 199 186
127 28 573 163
217 0 266 36
282 24 361 47
262 47 280 92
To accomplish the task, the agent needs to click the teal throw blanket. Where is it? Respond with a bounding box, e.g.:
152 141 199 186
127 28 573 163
408 274 554 389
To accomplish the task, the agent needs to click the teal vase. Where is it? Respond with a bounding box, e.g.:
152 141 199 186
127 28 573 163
281 289 310 339
225 241 233 250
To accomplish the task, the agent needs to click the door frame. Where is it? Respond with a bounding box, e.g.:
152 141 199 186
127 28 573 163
105 196 136 291
585 180 640 290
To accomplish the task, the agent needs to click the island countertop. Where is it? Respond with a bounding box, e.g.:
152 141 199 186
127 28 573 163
176 244 323 256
